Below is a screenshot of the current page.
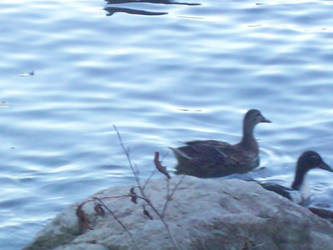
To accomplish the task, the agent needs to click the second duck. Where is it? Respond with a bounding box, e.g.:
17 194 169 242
171 109 271 178
259 151 333 204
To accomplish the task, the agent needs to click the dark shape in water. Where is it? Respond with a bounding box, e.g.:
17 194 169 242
105 7 167 16
105 0 200 6
170 109 271 178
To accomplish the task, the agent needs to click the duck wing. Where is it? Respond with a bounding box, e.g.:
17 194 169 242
184 140 233 156
260 182 304 203
260 183 294 200
179 140 234 161
173 140 241 176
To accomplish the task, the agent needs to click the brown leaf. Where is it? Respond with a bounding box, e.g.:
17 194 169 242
154 152 171 179
129 187 138 204
143 205 153 220
94 203 106 217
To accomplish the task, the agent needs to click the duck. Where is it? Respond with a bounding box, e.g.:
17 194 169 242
259 151 333 204
170 109 271 178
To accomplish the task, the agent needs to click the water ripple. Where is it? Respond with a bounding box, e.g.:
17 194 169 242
1 0 333 248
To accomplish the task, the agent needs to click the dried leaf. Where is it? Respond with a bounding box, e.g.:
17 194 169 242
129 187 138 204
94 203 106 217
143 205 153 220
154 152 171 179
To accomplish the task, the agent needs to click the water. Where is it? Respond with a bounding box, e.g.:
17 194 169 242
1 0 333 248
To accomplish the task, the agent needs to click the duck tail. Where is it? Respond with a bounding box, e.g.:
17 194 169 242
169 147 194 175
169 147 192 161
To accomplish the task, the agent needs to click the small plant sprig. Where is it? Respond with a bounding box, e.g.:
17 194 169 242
75 125 184 249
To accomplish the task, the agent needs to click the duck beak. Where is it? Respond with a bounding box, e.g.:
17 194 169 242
318 161 333 172
260 114 271 123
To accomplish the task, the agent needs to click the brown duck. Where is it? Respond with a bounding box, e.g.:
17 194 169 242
170 109 271 178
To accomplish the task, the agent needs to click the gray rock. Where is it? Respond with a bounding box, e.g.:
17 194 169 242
24 176 333 250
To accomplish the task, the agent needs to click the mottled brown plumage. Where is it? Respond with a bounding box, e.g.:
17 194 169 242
170 109 271 178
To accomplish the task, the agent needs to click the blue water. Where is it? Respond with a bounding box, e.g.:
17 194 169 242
1 0 333 248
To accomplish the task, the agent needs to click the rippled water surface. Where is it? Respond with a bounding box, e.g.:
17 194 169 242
2 0 333 248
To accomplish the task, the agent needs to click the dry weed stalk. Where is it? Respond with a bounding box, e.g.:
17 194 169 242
113 125 180 249
75 125 183 249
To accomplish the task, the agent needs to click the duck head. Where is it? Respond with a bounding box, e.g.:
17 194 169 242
243 109 271 130
240 109 271 150
297 151 332 172
292 151 332 190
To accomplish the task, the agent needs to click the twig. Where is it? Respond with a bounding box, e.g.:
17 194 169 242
113 126 180 249
161 175 185 217
113 125 142 188
143 204 153 220
142 170 157 191
165 178 171 216
93 197 134 240
77 179 180 247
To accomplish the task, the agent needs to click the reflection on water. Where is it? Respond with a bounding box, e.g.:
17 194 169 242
104 0 200 16
105 0 200 6
105 7 167 16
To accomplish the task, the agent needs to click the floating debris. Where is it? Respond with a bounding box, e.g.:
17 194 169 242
105 7 167 16
20 71 34 77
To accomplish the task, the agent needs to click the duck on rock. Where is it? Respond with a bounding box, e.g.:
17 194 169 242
170 109 271 178
260 151 333 204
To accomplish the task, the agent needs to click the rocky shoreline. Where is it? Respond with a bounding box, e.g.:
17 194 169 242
24 175 333 250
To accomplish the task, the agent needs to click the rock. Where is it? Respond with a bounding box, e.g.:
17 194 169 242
24 176 333 250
